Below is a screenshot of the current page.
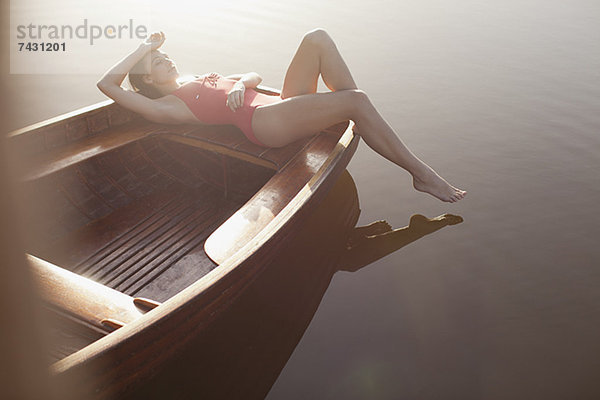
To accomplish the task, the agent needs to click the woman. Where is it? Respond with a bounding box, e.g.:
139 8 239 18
97 29 466 203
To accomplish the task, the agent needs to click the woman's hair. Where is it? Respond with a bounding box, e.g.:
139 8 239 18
127 52 164 99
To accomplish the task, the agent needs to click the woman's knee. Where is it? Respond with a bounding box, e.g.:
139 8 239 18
302 28 334 48
344 89 370 115
330 89 370 120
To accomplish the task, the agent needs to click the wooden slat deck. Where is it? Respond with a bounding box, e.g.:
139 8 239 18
35 182 245 301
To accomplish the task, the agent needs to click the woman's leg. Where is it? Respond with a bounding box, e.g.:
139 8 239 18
254 90 466 202
253 30 466 203
281 28 358 98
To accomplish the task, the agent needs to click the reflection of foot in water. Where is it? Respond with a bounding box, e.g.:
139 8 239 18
340 213 463 272
347 220 392 249
354 220 393 236
409 213 463 231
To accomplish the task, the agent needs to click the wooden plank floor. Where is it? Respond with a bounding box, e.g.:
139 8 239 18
36 182 246 302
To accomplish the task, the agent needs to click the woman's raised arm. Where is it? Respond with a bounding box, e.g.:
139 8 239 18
96 32 171 123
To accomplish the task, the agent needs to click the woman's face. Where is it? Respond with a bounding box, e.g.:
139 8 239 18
144 50 179 84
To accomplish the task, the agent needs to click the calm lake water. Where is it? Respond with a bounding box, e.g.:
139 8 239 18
5 0 600 398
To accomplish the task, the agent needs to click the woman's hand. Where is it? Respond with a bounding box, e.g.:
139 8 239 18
142 31 165 51
226 81 246 112
204 72 220 87
99 31 166 92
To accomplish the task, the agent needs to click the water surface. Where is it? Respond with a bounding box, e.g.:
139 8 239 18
5 1 600 399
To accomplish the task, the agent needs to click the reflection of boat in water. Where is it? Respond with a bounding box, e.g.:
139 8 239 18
5 85 359 399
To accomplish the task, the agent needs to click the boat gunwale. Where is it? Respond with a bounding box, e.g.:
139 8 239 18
6 99 116 138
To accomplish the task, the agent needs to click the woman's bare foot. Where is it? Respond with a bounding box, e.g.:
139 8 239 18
412 166 466 203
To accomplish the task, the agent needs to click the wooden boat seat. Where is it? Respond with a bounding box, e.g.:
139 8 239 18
27 254 160 332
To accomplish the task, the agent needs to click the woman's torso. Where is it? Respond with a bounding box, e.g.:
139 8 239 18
159 74 281 125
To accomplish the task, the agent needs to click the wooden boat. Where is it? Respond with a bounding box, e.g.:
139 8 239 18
6 84 359 398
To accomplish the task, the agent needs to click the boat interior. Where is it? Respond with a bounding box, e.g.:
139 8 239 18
10 98 348 363
22 130 275 301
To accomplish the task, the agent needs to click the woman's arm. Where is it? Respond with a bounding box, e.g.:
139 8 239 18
225 72 263 88
96 32 172 123
225 72 263 111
